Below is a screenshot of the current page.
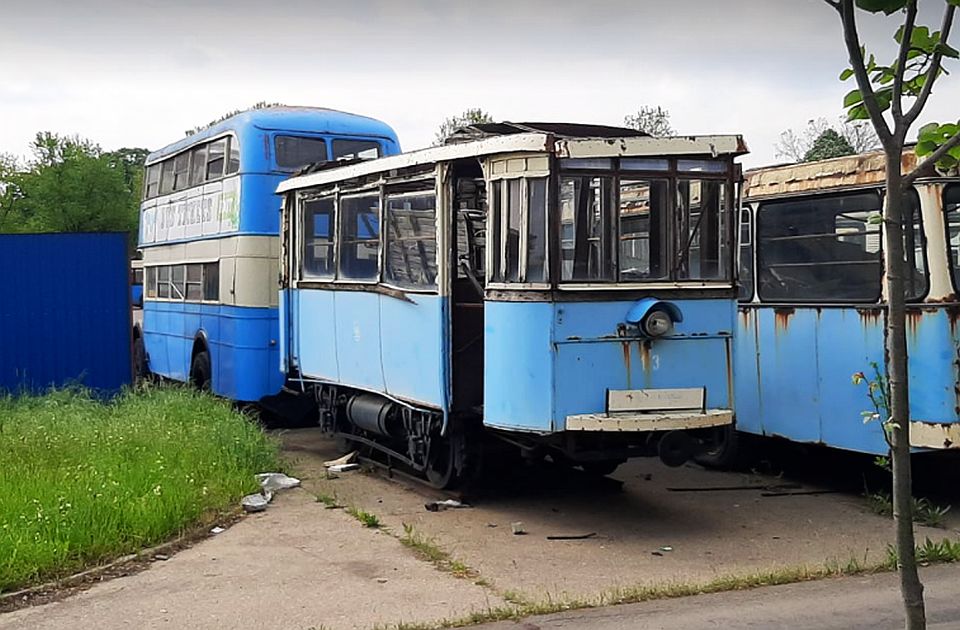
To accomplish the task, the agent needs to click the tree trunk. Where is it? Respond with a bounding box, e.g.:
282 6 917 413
884 152 926 629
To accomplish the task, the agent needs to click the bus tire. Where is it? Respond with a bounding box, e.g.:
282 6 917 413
694 424 746 470
190 350 212 392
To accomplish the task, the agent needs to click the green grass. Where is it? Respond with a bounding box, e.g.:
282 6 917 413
347 506 381 528
0 386 280 593
399 523 476 578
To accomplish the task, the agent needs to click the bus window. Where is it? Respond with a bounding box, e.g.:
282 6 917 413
757 192 882 302
144 164 160 199
384 192 438 288
145 267 157 298
227 137 240 174
276 136 328 169
202 262 219 301
618 179 668 281
185 264 203 301
677 180 727 280
157 266 170 298
173 153 190 191
189 145 207 187
944 185 960 293
338 194 380 281
559 176 615 281
160 160 175 195
206 139 226 180
333 139 380 161
302 196 336 279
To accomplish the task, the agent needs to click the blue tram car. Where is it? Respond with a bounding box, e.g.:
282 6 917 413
729 149 960 461
278 123 748 486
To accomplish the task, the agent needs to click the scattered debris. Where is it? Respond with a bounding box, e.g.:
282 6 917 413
375 577 388 584
652 551 663 557
241 472 302 513
760 489 848 497
660 546 673 552
487 523 498 528
511 522 527 535
328 463 360 473
210 526 225 535
546 532 596 541
324 451 359 468
152 554 170 561
644 473 653 481
425 499 471 512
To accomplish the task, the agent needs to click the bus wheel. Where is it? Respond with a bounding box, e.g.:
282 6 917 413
694 424 744 470
190 350 212 392
132 335 148 382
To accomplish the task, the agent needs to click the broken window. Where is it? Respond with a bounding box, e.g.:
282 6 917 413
302 196 336 279
560 176 615 281
757 192 882 302
339 194 380 281
384 192 437 289
677 180 728 280
276 136 328 170
618 179 669 280
489 177 549 283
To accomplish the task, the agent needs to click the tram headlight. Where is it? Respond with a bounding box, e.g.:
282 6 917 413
641 309 674 337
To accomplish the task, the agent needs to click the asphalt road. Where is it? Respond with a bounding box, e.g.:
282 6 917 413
476 564 960 630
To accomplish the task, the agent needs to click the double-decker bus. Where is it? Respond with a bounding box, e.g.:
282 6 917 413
136 107 400 401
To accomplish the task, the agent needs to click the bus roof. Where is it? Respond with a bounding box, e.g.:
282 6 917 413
742 148 944 200
146 106 398 164
276 131 748 194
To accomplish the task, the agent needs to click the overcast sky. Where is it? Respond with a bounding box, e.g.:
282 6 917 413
1 0 957 168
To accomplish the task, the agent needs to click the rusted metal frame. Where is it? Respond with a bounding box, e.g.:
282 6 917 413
486 286 734 303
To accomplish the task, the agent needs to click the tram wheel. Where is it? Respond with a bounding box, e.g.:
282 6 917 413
425 437 458 489
190 350 212 392
694 424 745 470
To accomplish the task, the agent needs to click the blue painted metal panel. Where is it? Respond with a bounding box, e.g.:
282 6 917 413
553 299 734 428
333 291 385 391
735 304 960 455
142 302 281 401
484 301 555 432
380 293 446 408
0 233 132 394
295 289 340 382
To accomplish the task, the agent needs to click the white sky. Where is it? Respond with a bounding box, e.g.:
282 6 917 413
0 0 957 168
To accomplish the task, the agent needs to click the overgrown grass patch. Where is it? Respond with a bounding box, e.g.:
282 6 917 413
0 386 280 593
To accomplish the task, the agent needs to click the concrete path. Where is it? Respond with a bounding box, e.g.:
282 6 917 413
0 489 502 630
475 563 960 630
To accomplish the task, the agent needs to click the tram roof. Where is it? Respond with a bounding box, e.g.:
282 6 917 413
276 130 748 194
742 147 957 200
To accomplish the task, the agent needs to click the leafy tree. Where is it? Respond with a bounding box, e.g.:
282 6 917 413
623 105 674 136
827 0 959 627
803 128 857 161
776 116 881 161
434 108 494 145
0 133 145 248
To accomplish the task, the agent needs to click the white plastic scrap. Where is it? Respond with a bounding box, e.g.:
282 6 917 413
327 463 360 473
323 451 359 468
241 472 302 513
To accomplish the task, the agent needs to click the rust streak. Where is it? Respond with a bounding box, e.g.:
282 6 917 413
724 336 734 409
947 305 960 336
905 310 923 339
621 341 632 390
773 307 794 333
856 306 882 327
638 339 653 388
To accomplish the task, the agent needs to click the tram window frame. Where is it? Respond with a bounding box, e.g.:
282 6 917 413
338 193 381 282
383 191 438 290
301 195 337 280
618 178 670 281
737 206 755 301
488 176 550 285
943 184 960 295
756 191 884 303
900 187 928 301
559 174 616 282
676 179 729 281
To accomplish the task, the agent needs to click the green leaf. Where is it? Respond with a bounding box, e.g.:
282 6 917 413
935 42 960 59
856 0 909 14
918 122 941 140
948 0 960 7
916 139 939 156
846 104 870 121
840 68 855 81
843 88 864 107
